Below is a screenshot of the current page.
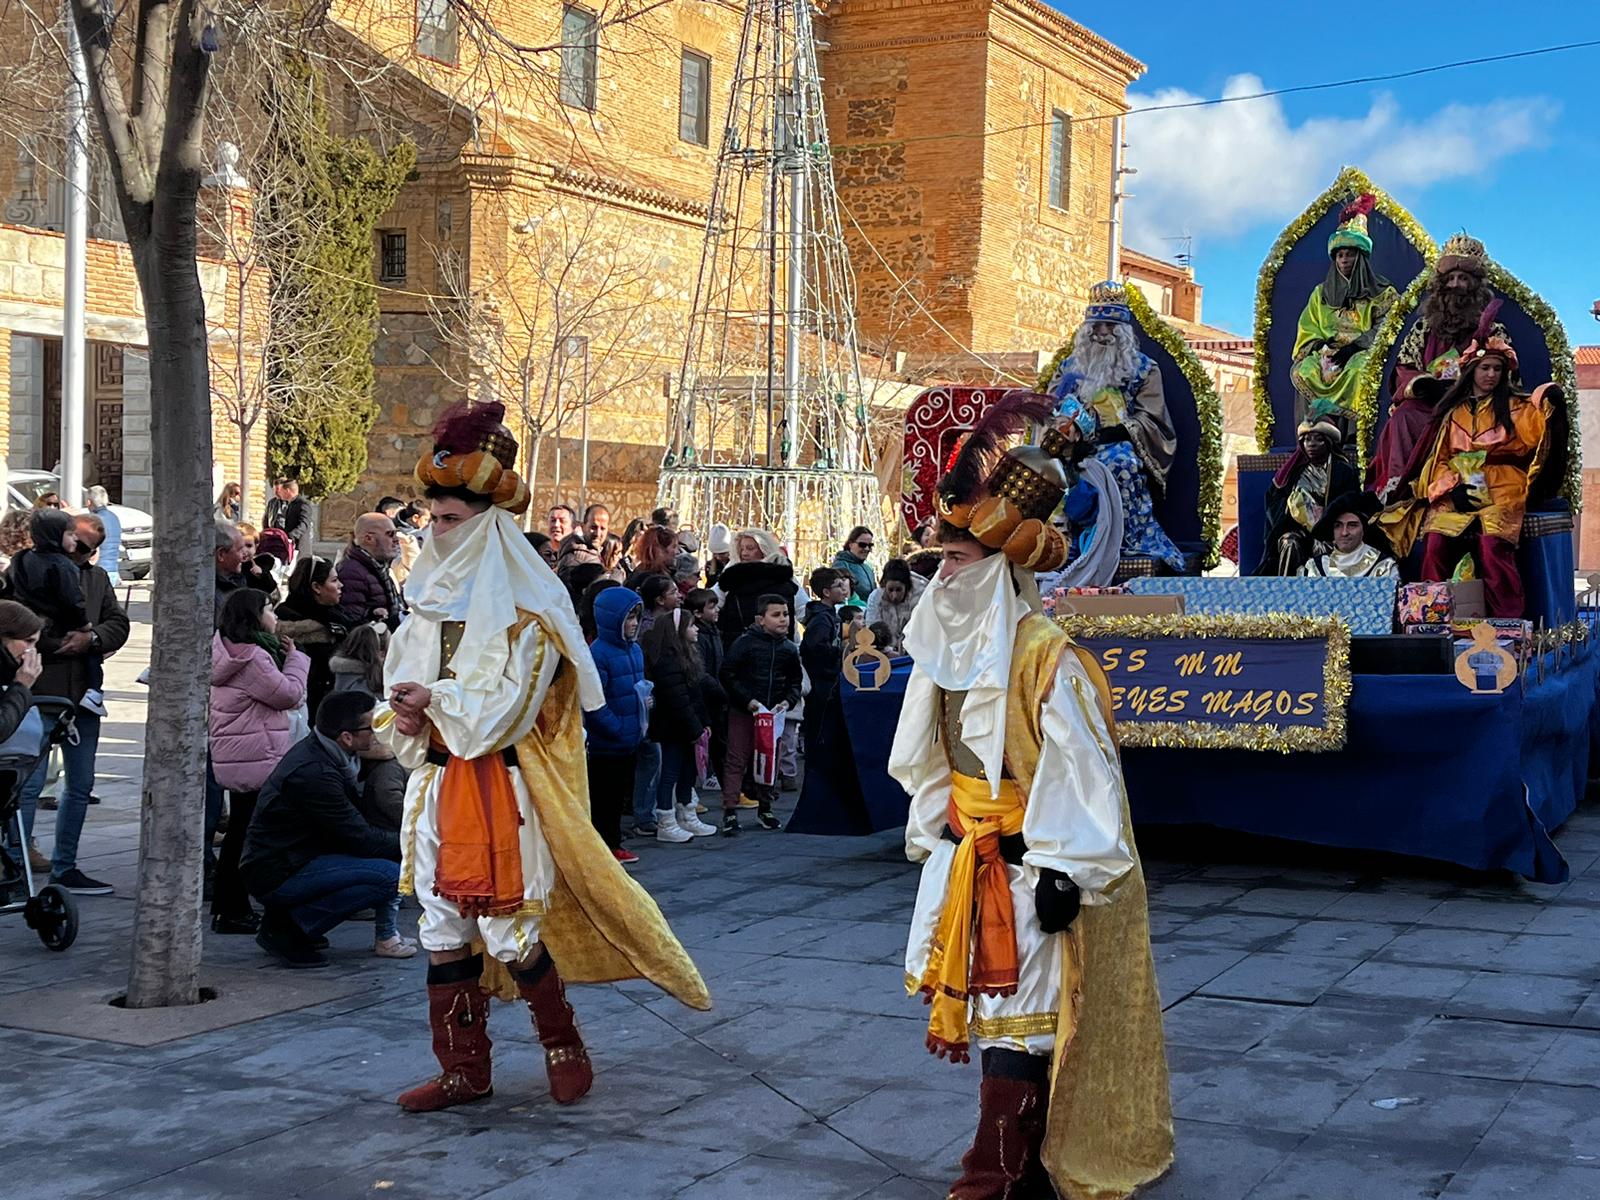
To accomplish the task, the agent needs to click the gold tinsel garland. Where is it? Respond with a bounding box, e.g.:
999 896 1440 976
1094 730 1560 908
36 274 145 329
1036 290 1225 568
1055 613 1352 753
1251 165 1437 453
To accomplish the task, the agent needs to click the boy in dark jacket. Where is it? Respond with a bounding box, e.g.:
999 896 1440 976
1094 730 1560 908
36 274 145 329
686 588 727 789
718 594 802 835
800 567 850 756
584 587 647 864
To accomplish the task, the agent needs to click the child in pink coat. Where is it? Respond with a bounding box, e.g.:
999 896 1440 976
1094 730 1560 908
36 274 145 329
210 589 309 934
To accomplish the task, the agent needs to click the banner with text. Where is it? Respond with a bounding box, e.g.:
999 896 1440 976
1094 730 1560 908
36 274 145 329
1056 614 1351 752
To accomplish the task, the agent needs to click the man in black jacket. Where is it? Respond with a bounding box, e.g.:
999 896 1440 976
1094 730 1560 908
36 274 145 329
718 594 802 835
264 475 316 557
242 692 403 968
13 513 129 894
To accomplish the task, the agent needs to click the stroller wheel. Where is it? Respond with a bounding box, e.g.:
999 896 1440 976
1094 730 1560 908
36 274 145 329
25 884 78 951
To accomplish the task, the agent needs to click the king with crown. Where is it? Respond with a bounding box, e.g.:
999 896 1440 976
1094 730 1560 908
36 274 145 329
891 392 1172 1200
1369 233 1511 499
1289 193 1397 429
1049 281 1184 570
381 401 708 1115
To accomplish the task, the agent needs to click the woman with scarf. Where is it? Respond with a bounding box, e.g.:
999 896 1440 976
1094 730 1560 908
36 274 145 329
1289 193 1397 424
714 527 799 651
275 556 351 721
210 589 310 934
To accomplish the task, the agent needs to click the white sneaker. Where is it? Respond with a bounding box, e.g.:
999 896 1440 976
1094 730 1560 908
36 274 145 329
655 810 694 844
676 803 718 837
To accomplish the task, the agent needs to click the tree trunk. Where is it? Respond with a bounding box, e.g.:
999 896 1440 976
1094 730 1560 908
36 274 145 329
122 183 214 1010
238 419 254 526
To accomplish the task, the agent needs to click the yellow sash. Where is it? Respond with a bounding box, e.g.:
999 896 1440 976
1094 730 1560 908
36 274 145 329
918 771 1026 1060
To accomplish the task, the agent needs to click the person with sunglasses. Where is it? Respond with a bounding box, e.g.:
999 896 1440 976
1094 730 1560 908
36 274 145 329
832 525 878 603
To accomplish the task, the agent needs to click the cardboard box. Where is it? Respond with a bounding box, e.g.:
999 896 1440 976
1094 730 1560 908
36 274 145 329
1450 580 1487 620
1055 594 1186 618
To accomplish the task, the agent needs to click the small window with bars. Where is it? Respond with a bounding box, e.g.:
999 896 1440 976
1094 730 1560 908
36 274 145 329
680 50 711 145
379 230 408 284
560 6 599 111
1048 110 1071 212
416 0 458 65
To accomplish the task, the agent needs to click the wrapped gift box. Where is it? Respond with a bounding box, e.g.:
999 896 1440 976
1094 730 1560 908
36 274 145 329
1398 582 1452 626
1123 576 1397 635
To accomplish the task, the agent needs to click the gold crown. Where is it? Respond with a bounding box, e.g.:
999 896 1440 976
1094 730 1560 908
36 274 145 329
1088 280 1129 306
1440 233 1486 261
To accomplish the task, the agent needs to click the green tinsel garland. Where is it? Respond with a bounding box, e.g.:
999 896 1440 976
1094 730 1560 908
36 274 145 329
1377 255 1583 507
1035 288 1225 569
1251 165 1437 454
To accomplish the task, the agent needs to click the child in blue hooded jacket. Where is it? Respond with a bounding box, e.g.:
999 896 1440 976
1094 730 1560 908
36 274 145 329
584 587 648 864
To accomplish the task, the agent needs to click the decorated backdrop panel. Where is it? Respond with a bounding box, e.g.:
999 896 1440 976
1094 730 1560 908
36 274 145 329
1254 167 1434 456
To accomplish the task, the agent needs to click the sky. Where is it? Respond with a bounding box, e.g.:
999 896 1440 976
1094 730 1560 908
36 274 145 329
1074 4 1600 347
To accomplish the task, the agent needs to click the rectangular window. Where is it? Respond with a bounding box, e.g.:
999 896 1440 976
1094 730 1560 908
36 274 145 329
379 230 408 284
560 6 599 111
1048 110 1071 211
416 0 458 65
679 49 710 145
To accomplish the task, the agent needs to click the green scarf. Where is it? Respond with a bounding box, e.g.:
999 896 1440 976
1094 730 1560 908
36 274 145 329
250 630 287 669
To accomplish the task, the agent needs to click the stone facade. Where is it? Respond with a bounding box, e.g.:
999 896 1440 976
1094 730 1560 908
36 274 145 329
820 0 1143 362
0 221 264 515
336 0 1143 535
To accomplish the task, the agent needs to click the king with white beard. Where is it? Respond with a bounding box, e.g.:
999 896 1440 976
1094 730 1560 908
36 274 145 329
1049 282 1184 569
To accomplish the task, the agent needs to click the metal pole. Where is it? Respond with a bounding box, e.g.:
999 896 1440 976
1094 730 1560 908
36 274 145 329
1107 115 1124 280
763 0 783 508
782 48 803 553
60 10 89 505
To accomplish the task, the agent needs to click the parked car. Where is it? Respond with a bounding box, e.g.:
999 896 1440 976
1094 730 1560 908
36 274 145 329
5 470 153 580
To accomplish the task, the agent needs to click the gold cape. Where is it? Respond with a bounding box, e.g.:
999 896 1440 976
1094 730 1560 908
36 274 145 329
1009 614 1174 1199
477 644 710 1010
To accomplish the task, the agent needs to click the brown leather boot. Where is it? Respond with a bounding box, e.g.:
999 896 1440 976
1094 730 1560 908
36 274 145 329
948 1048 1055 1199
515 948 593 1105
397 955 494 1113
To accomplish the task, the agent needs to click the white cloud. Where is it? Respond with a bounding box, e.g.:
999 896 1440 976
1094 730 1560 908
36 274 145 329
1121 74 1558 252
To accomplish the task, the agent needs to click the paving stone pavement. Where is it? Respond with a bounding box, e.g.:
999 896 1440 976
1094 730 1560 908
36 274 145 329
6 609 1600 1198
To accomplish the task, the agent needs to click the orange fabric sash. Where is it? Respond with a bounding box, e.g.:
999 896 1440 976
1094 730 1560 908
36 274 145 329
919 772 1026 1062
433 749 526 918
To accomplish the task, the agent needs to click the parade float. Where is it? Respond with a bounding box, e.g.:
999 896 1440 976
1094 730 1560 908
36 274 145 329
795 167 1595 885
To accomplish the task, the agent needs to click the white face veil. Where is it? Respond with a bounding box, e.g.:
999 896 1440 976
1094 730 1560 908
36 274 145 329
387 505 604 711
900 550 1035 789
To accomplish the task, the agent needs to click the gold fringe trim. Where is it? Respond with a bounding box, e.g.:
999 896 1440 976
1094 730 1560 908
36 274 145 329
969 1011 1060 1039
397 763 438 897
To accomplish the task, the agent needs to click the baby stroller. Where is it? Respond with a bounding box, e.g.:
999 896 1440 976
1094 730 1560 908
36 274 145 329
0 696 82 951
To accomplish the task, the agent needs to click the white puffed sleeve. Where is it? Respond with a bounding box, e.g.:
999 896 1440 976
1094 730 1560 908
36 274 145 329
1021 652 1133 903
889 670 952 863
374 702 430 771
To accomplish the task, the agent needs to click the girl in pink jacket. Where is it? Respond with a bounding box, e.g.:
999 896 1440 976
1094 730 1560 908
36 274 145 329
210 589 309 935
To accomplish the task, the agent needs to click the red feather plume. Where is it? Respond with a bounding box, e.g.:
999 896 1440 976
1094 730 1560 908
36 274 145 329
938 390 1057 508
1339 193 1375 222
432 400 508 456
